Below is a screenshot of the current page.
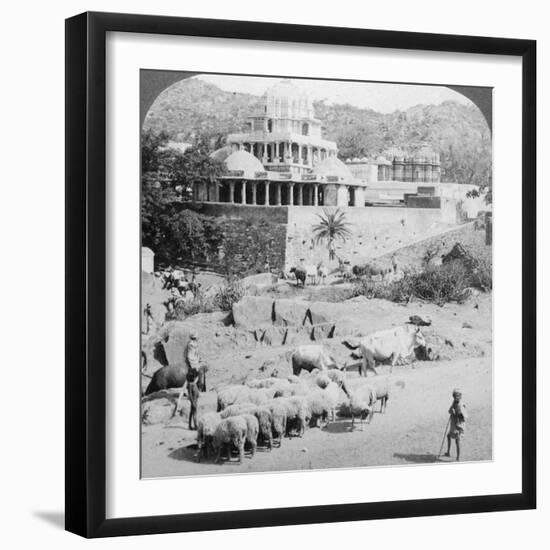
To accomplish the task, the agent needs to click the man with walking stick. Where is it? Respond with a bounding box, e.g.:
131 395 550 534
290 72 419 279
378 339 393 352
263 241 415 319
441 388 467 461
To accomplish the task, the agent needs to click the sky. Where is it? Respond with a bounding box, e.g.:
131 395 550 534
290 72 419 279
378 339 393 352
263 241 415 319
195 74 474 113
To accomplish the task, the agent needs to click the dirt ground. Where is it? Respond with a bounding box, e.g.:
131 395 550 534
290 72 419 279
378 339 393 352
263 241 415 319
141 293 492 478
142 225 492 478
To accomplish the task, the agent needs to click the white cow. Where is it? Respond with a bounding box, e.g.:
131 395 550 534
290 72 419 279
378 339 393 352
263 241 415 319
346 325 426 376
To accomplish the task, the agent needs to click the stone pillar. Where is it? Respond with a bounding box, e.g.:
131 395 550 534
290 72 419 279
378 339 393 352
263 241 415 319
262 144 268 162
308 145 313 166
264 182 270 205
276 183 282 205
241 181 247 204
314 184 319 206
229 181 235 203
323 184 338 206
252 182 257 205
298 185 303 206
355 187 365 207
275 142 279 162
289 183 294 206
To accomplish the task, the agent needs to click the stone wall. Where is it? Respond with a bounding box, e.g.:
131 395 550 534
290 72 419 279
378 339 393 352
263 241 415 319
285 205 457 269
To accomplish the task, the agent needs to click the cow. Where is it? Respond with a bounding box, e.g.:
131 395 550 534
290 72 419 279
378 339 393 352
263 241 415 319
291 345 340 376
289 266 307 287
343 325 426 376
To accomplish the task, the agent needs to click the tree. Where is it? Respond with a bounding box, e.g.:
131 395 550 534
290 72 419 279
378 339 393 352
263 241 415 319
312 208 353 261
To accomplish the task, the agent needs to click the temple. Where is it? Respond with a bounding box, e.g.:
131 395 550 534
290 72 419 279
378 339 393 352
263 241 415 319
189 79 478 212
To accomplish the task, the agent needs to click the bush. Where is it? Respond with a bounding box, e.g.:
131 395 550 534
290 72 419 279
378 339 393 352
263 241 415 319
352 256 492 305
211 281 245 312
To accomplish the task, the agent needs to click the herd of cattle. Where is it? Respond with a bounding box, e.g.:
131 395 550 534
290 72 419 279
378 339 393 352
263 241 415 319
144 324 427 464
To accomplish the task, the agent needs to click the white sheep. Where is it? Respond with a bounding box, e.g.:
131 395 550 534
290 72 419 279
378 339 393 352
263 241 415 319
264 400 288 446
219 402 257 419
196 412 221 462
307 382 342 427
241 413 260 457
220 403 274 451
274 396 310 437
347 385 378 431
212 416 248 463
216 386 269 411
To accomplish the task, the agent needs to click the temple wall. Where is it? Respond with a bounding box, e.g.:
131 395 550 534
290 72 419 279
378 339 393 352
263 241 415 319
285 206 457 270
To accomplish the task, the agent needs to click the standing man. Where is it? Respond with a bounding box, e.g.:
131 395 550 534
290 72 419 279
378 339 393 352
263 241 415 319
176 331 201 430
444 388 467 461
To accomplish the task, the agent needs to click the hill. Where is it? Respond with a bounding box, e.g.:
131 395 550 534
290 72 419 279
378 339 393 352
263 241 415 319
143 78 491 187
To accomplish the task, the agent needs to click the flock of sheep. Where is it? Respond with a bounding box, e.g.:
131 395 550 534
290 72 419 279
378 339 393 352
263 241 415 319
195 344 407 464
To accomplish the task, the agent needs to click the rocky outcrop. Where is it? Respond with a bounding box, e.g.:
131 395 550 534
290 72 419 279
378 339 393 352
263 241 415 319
232 296 274 330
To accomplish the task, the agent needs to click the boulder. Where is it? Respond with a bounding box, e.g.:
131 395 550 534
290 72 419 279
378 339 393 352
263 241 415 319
141 397 176 425
285 326 314 346
273 299 310 327
262 326 288 346
311 323 335 341
307 302 349 325
232 296 274 330
240 272 277 289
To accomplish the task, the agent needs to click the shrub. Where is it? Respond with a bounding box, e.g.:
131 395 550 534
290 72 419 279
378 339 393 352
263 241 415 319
211 281 245 312
352 255 492 305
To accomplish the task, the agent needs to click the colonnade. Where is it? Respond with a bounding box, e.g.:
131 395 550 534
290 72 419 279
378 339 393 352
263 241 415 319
232 141 336 166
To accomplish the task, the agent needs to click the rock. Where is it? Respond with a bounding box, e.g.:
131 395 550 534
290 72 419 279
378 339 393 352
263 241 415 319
285 326 314 346
307 302 349 325
462 322 473 329
273 299 310 327
262 326 288 346
142 397 176 425
232 296 274 330
408 314 432 326
311 323 335 341
240 272 277 289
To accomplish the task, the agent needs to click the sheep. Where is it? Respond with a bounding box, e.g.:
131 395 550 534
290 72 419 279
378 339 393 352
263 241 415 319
274 396 310 437
253 406 275 450
245 377 280 389
291 345 339 376
196 412 221 462
212 416 248 463
347 385 378 431
241 413 259 458
307 382 342 427
219 402 257 419
264 400 288 446
216 386 269 411
349 376 406 414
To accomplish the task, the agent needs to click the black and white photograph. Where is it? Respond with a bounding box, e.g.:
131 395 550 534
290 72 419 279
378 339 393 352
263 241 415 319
140 73 493 478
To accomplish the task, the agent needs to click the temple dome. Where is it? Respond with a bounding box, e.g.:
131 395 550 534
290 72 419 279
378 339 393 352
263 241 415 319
210 145 233 163
224 150 265 178
260 79 314 120
315 156 355 184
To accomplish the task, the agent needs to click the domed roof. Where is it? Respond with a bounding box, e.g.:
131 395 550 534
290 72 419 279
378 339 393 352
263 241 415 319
224 150 265 178
260 79 314 120
375 155 392 165
384 147 405 161
209 145 233 163
315 156 355 183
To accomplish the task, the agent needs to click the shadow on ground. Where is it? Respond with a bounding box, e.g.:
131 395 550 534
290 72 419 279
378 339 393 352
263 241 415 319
393 452 446 463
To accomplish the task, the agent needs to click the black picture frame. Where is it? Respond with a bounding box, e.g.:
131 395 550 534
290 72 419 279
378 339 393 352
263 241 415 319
65 11 536 538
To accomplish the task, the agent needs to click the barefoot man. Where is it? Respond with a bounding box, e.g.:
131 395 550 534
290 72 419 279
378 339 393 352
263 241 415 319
176 331 201 430
444 388 467 461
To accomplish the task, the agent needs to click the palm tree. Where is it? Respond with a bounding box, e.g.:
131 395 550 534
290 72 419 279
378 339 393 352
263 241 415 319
312 208 353 261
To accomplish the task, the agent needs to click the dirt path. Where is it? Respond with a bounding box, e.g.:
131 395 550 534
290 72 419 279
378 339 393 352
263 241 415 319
141 356 491 478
